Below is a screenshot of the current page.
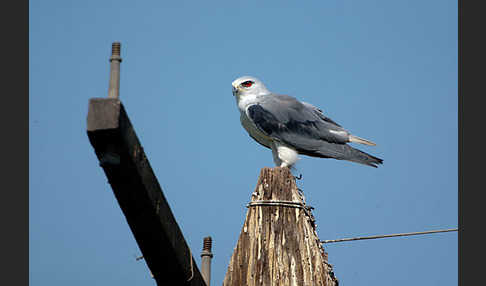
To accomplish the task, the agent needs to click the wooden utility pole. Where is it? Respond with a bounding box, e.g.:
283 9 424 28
223 167 338 286
87 42 207 286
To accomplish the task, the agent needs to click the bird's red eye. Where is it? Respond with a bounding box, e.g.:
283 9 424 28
241 81 254 88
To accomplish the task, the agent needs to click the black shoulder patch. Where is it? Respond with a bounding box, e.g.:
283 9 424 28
248 104 321 139
247 104 281 135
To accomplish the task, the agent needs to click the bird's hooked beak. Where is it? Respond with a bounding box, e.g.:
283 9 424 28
232 83 239 96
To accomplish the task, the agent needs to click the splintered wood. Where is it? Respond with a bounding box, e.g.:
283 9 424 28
223 167 338 286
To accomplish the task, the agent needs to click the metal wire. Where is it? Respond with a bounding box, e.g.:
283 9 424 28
247 200 313 210
320 228 458 244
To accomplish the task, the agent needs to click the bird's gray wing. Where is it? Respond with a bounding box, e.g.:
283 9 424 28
246 94 349 148
301 101 342 127
246 94 383 167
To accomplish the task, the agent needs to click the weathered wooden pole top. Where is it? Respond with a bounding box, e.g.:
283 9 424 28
223 167 338 286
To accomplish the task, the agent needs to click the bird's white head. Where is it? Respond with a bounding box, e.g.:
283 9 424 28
232 76 270 99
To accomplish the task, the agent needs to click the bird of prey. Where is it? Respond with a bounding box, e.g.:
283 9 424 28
232 76 383 168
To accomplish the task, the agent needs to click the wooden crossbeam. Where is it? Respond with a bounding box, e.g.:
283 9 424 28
87 98 206 286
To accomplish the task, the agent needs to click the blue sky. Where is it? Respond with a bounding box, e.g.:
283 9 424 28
30 1 457 285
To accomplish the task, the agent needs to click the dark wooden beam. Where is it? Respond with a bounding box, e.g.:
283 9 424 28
87 98 206 286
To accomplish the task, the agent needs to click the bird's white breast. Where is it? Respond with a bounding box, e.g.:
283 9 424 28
236 92 259 112
239 108 273 149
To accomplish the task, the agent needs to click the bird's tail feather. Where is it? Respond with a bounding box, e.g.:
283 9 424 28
349 134 377 146
311 142 383 168
342 147 383 168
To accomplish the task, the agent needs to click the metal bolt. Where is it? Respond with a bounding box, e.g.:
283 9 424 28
201 236 213 286
108 42 122 99
111 42 121 57
203 236 212 252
